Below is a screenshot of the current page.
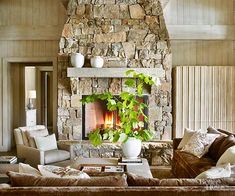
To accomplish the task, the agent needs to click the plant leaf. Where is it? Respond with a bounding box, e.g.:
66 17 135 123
126 69 135 76
118 133 128 143
112 132 120 143
88 130 102 146
103 133 109 140
124 79 136 88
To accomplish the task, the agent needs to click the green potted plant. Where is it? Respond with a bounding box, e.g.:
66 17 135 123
81 70 159 158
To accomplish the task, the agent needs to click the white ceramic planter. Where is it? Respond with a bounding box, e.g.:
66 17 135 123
90 56 104 68
71 53 84 68
121 137 142 159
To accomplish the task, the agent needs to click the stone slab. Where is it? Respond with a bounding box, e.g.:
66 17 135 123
67 68 165 78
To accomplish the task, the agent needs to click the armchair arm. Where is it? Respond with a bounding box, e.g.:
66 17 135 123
57 142 74 160
173 138 182 150
16 144 45 167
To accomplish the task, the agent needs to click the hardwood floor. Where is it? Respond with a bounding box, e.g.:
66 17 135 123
0 148 16 156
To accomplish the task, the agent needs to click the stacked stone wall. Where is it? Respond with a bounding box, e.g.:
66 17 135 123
58 0 173 165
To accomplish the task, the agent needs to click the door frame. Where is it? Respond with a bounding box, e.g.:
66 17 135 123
35 66 53 130
1 57 57 151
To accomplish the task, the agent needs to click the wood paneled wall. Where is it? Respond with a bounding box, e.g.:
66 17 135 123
0 0 66 151
171 40 235 66
173 66 235 137
164 0 235 66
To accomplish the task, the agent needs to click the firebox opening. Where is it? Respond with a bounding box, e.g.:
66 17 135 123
82 95 149 140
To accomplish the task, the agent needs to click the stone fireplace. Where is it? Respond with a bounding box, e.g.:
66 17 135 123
82 95 148 139
57 0 173 166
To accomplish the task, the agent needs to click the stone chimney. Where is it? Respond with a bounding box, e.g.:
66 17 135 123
57 0 172 141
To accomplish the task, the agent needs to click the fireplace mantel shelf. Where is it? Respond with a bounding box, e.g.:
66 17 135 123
67 68 165 78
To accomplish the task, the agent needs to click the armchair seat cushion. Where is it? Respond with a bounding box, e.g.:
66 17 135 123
44 150 70 164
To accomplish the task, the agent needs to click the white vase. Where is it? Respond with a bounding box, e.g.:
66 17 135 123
90 56 104 68
121 137 142 159
70 53 84 68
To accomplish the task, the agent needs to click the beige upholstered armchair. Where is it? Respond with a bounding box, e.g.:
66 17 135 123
14 125 73 168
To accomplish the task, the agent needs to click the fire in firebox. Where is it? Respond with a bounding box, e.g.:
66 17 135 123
82 96 148 139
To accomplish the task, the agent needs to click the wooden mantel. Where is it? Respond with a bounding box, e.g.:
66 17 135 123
67 68 165 78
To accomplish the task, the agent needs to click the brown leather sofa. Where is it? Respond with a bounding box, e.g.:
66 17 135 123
172 129 235 178
1 172 235 196
0 186 235 196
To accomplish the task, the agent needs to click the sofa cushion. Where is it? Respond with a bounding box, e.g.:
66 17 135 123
44 149 70 164
7 171 128 187
159 178 235 186
127 173 160 186
127 172 235 187
217 135 235 159
174 150 216 178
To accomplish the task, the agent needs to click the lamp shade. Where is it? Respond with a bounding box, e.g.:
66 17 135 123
28 90 36 99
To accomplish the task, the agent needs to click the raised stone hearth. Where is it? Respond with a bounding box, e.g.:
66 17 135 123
57 0 172 165
59 140 172 166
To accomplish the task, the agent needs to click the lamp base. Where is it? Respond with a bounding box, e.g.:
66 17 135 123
27 102 34 110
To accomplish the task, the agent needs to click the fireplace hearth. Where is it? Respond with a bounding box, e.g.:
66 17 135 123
82 96 148 139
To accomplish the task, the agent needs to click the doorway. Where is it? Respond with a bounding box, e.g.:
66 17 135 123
1 57 57 151
10 63 54 132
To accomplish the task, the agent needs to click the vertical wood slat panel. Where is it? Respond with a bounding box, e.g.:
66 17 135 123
231 69 235 130
173 66 235 137
0 60 2 147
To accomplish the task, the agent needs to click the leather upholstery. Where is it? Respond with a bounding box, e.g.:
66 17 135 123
172 129 235 178
173 150 215 178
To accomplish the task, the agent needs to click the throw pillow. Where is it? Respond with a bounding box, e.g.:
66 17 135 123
7 171 128 187
181 132 219 158
26 128 49 148
217 135 235 160
207 126 227 135
208 135 226 161
19 163 41 176
19 126 47 147
34 134 57 151
38 165 90 179
195 163 231 179
127 173 160 186
177 128 202 149
217 145 235 166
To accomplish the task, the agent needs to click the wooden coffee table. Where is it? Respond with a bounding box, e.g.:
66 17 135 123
53 158 153 178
